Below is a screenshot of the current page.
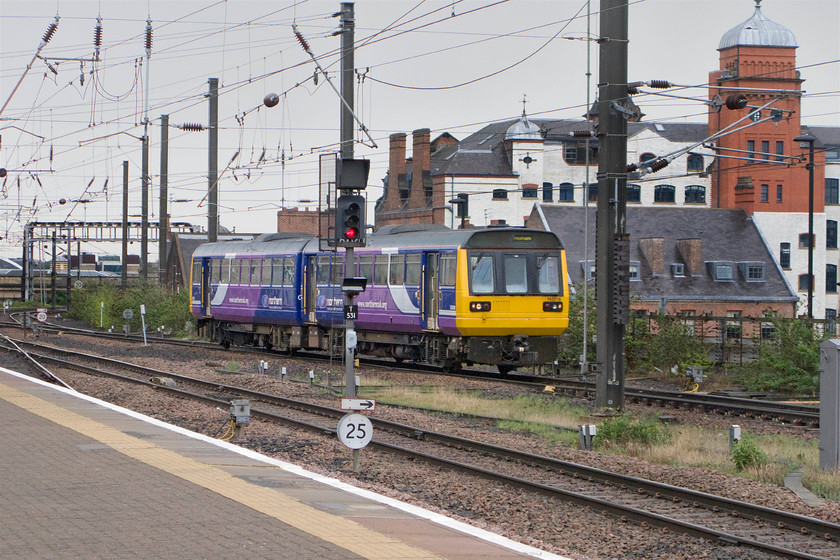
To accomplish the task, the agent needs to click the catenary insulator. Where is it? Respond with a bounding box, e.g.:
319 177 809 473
647 158 669 172
725 93 748 110
42 20 58 44
626 85 640 95
145 18 153 51
294 29 310 53
94 20 102 48
570 130 594 138
626 163 638 173
647 80 670 89
181 123 204 132
263 93 279 108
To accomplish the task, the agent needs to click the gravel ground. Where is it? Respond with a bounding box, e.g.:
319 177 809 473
3 329 839 560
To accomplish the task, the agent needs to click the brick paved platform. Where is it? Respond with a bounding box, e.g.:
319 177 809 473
0 367 570 560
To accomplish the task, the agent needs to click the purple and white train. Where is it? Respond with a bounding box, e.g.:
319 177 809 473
191 224 569 373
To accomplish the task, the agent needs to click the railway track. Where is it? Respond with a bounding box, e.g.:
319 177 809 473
10 317 822 430
4 337 839 559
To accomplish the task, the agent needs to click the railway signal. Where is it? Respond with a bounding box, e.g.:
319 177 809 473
335 193 366 247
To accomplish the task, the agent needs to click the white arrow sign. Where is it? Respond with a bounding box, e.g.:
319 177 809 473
340 398 376 411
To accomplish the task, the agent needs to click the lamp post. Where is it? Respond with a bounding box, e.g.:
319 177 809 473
794 134 816 320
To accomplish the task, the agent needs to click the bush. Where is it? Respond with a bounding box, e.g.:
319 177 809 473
594 415 671 448
67 282 194 336
556 283 596 367
625 313 710 373
731 433 768 471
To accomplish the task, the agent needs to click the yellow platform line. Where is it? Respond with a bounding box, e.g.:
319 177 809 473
0 383 441 560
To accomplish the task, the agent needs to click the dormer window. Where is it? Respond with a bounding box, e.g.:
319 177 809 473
671 263 685 277
738 262 765 282
707 261 735 281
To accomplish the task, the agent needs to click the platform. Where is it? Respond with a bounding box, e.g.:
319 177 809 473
0 367 570 560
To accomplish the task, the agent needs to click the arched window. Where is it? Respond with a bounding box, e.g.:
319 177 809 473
492 189 508 200
654 185 675 203
626 184 641 203
542 182 553 202
557 182 574 202
685 185 706 204
686 154 704 172
640 152 656 163
522 183 538 198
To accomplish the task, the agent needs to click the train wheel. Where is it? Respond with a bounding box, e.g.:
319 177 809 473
497 365 516 375
441 359 462 374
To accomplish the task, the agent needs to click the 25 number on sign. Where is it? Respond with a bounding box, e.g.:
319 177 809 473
337 413 373 449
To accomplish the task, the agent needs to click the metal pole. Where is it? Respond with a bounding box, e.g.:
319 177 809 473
65 234 71 307
581 0 591 376
141 133 149 280
51 231 56 308
122 161 129 289
208 77 219 243
808 140 815 320
159 114 169 286
594 0 629 412
341 2 356 398
21 225 28 301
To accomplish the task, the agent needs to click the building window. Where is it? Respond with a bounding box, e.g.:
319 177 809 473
827 178 840 205
798 274 812 291
780 242 791 268
760 184 769 202
827 264 838 294
492 189 508 200
685 185 706 204
761 140 769 162
640 152 656 163
522 184 538 198
563 141 598 165
557 182 574 202
654 185 675 203
829 220 838 249
708 261 735 281
776 184 783 202
542 182 553 202
629 261 640 281
671 263 685 277
827 309 838 337
739 262 765 281
747 140 756 163
580 260 596 281
776 141 784 162
799 233 813 248
686 154 703 172
626 184 641 203
588 184 597 202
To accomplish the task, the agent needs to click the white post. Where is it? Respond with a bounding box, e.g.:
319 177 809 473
140 304 147 346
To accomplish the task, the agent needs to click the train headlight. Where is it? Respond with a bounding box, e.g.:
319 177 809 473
543 301 563 312
469 301 491 312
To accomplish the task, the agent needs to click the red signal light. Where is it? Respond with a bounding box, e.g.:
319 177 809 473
345 227 358 239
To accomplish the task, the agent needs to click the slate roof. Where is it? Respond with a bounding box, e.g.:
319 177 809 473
531 204 797 303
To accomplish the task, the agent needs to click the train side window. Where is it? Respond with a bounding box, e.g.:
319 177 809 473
220 258 230 284
271 258 283 286
283 258 295 285
317 256 331 285
405 253 422 285
440 254 456 286
359 255 373 283
261 259 271 286
537 255 561 294
504 254 528 294
470 254 494 294
233 259 244 284
331 255 345 284
240 259 250 284
389 254 405 285
251 260 261 285
374 254 388 285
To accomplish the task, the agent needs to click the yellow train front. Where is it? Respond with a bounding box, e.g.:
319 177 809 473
447 227 569 373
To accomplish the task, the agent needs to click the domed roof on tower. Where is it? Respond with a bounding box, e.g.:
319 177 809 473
505 95 542 140
718 0 797 50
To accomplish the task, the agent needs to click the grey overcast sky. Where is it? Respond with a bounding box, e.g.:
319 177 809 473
1 0 838 259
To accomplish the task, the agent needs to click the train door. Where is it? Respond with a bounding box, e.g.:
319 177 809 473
200 258 211 316
422 252 440 331
304 255 317 323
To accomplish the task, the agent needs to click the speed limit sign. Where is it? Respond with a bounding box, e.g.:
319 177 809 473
36 312 47 322
337 413 373 449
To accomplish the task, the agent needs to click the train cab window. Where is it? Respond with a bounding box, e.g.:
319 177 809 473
359 255 373 283
331 255 345 284
283 258 295 285
221 258 231 284
374 254 388 285
537 255 561 293
251 260 261 285
470 254 494 294
192 260 201 284
261 259 271 286
504 254 528 294
405 254 422 285
389 254 405 285
440 254 456 287
271 258 284 286
317 256 331 285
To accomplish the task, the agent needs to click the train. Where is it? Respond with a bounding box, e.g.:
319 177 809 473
190 224 569 373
